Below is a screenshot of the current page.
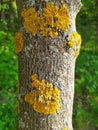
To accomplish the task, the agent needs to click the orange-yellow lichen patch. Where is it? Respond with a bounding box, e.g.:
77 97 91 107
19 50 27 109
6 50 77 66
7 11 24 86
43 2 59 28
21 8 40 36
68 36 74 48
68 32 82 48
72 32 82 45
25 92 36 105
21 2 70 38
31 74 38 81
40 28 52 36
72 32 82 58
64 127 68 130
49 31 58 38
43 2 70 31
25 74 60 114
68 32 82 57
15 32 24 53
56 4 70 30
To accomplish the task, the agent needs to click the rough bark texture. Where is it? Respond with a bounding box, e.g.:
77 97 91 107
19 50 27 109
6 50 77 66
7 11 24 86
16 0 82 130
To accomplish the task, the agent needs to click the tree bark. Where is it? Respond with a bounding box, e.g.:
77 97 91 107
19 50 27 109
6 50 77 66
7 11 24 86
0 0 5 21
9 0 14 30
16 0 82 130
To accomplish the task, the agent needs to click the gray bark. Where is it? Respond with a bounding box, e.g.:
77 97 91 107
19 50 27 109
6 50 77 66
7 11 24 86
16 0 82 130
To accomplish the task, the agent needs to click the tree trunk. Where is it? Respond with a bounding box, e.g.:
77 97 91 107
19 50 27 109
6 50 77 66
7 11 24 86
16 0 82 130
0 0 5 21
9 0 14 30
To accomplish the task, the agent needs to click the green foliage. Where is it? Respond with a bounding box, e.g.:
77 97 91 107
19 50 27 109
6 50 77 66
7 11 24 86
73 0 98 129
0 25 18 130
0 1 18 130
73 48 98 130
0 90 17 130
0 31 18 91
0 3 9 10
0 0 18 32
77 0 97 44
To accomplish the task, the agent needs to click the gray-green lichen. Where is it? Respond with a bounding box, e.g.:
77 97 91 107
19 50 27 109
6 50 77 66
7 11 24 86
19 118 25 128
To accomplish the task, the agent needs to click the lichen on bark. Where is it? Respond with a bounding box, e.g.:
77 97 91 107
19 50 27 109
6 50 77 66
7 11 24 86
21 2 70 38
24 74 60 114
16 0 82 130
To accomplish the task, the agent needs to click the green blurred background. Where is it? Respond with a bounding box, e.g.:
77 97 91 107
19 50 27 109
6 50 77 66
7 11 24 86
0 0 98 130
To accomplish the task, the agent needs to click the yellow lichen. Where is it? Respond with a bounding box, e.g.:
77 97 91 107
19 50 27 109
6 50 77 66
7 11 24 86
21 8 40 36
25 74 60 114
49 31 58 38
56 4 70 30
15 32 24 53
68 36 74 48
40 28 52 36
72 32 82 58
64 127 68 130
21 2 70 38
31 74 38 81
43 2 59 28
72 32 82 45
68 32 82 58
